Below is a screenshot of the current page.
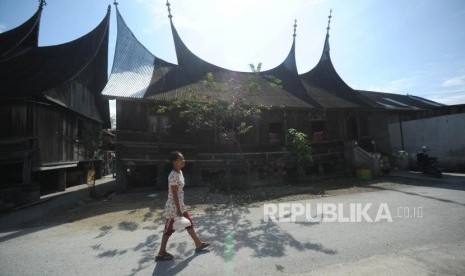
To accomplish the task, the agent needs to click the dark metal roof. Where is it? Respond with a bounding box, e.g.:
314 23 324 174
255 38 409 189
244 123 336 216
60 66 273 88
103 8 311 109
162 10 316 109
145 70 313 108
356 90 445 109
0 6 41 60
299 33 375 108
302 80 358 108
168 19 223 81
166 17 314 108
104 7 445 113
102 7 175 99
0 8 111 97
264 38 321 107
0 6 111 128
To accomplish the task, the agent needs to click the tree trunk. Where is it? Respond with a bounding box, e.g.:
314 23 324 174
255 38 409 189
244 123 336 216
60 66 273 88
233 138 251 188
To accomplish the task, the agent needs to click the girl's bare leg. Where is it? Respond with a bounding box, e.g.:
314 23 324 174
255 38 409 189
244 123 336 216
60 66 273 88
158 234 170 255
186 227 202 247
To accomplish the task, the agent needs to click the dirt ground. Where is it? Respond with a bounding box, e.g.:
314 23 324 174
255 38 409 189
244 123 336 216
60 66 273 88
23 176 425 231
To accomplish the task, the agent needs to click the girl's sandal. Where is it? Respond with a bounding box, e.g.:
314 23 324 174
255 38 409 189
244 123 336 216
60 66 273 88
155 251 174 261
195 242 210 252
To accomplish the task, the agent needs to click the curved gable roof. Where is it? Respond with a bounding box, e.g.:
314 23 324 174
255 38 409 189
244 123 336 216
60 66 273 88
102 4 311 108
0 6 42 60
0 7 111 97
147 11 313 108
264 28 320 107
299 12 375 108
102 6 175 99
169 18 223 81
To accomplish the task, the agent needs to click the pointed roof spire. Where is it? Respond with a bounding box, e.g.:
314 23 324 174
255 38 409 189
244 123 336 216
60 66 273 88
299 9 374 108
166 0 173 21
38 0 47 10
261 19 320 107
326 9 332 36
293 19 297 38
320 9 332 62
165 0 221 80
276 19 298 74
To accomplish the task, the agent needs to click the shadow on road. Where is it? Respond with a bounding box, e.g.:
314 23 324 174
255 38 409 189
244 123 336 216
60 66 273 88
369 182 465 207
153 250 209 275
0 180 119 241
86 203 337 275
6 174 463 274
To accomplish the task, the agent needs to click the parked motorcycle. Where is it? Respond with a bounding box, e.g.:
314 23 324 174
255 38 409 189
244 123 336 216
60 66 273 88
416 146 442 178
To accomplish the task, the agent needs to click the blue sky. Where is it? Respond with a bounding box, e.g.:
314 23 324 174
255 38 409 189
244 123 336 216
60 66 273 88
1 0 465 114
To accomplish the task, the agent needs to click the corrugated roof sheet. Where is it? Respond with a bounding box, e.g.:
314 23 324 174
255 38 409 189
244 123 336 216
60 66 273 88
357 90 445 109
145 70 312 108
101 7 175 99
301 80 359 108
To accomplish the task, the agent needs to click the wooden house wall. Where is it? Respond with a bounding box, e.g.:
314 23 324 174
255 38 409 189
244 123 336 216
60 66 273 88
0 100 32 186
47 79 102 123
118 101 316 152
324 110 344 140
285 109 311 134
116 100 389 155
34 104 101 166
35 105 68 165
117 100 148 132
365 110 391 154
0 100 29 139
258 109 285 147
351 109 370 138
0 97 100 189
322 109 372 142
117 100 319 153
114 99 374 189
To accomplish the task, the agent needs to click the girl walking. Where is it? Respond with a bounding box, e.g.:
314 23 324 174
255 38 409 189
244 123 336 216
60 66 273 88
156 151 210 261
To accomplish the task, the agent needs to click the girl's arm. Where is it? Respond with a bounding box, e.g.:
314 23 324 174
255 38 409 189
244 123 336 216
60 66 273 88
171 185 183 217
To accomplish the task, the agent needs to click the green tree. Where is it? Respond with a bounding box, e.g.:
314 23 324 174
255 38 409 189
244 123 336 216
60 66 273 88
156 63 279 186
287 128 313 178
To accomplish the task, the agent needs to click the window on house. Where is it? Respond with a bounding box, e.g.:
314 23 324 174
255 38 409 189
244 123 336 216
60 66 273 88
311 120 325 142
149 115 169 133
269 122 282 143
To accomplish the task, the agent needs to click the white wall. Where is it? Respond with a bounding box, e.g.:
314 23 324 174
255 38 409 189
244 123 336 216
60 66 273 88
388 113 465 171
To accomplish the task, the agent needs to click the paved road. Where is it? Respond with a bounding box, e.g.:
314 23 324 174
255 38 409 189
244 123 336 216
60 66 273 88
1 174 464 275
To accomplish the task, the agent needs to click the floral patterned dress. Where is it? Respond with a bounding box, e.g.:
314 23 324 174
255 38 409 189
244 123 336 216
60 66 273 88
164 170 187 219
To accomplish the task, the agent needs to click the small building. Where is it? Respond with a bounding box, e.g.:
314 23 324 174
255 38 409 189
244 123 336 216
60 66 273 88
0 3 111 208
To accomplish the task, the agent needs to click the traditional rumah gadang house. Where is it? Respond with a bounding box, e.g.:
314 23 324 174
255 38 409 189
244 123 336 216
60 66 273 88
0 2 111 208
102 1 445 191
